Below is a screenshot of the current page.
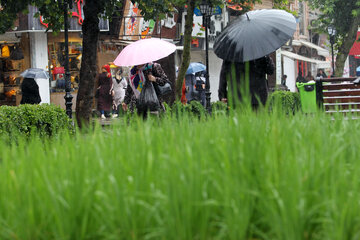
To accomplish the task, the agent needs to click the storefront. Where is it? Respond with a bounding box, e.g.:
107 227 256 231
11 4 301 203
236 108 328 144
0 33 31 106
0 3 109 109
47 33 83 110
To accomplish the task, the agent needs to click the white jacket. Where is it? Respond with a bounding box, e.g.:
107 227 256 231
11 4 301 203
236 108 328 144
112 77 127 106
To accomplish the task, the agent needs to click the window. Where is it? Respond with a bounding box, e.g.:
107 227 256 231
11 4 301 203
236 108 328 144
48 42 82 92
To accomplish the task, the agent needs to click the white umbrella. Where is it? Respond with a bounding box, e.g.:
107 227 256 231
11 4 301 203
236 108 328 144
20 68 49 79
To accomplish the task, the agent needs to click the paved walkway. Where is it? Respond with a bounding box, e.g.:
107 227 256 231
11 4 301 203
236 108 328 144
92 117 120 126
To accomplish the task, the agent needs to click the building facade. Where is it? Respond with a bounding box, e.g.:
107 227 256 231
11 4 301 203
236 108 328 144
0 3 112 109
279 0 330 92
0 0 333 108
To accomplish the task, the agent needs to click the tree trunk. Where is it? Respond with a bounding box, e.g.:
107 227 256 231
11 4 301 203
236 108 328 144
175 0 195 100
335 47 348 77
335 16 360 77
157 53 176 104
76 1 100 127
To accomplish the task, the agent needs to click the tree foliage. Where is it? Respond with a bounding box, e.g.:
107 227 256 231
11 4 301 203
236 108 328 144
306 0 360 76
0 0 29 33
130 0 175 20
1 0 67 33
306 0 360 38
0 0 127 34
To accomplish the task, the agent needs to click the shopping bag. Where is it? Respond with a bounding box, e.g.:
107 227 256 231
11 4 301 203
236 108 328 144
10 46 24 60
154 82 172 97
137 81 160 113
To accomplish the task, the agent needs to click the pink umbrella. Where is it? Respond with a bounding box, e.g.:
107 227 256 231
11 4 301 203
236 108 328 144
114 38 176 67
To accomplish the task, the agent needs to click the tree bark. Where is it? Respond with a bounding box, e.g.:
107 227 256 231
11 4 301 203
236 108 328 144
157 53 176 104
335 16 360 77
76 1 100 127
175 0 195 100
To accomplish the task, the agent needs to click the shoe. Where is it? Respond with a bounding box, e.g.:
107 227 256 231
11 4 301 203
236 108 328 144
101 114 106 119
112 114 118 118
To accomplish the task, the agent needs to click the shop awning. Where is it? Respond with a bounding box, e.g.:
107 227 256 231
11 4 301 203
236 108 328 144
292 39 330 57
281 50 331 69
298 40 329 57
0 33 21 43
349 32 360 56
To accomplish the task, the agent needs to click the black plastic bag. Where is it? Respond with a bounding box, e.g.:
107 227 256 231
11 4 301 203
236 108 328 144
137 81 160 113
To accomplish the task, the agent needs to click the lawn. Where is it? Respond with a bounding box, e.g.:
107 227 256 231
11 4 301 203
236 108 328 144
0 109 360 240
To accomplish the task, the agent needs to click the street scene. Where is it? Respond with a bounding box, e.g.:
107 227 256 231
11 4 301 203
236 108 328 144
1 0 360 239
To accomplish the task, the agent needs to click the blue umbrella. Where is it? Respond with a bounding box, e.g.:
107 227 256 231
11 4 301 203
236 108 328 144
356 66 360 76
186 62 206 75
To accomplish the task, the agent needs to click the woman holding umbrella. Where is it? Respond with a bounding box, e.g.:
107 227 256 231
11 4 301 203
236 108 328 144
114 38 175 116
122 62 170 116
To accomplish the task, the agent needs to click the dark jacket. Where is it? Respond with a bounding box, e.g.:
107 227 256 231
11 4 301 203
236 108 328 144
97 72 113 111
20 78 41 104
218 55 274 107
124 63 169 113
316 72 327 78
296 74 306 83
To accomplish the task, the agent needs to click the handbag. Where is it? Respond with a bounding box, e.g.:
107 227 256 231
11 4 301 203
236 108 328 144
10 46 24 60
154 82 172 97
1 45 10 58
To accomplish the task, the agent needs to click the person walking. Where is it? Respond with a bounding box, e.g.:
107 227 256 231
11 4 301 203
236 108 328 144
305 72 314 82
281 75 287 86
20 77 41 104
316 69 327 78
218 55 274 109
97 64 113 119
195 71 206 106
112 68 127 118
296 72 306 83
122 62 169 116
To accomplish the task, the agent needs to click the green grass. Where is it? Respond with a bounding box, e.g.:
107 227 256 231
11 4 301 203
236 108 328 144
1 108 360 240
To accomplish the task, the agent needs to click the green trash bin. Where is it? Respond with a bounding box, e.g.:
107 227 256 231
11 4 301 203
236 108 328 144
296 81 317 113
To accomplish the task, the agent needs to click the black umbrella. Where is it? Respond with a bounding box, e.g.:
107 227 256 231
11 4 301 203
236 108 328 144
214 9 296 62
